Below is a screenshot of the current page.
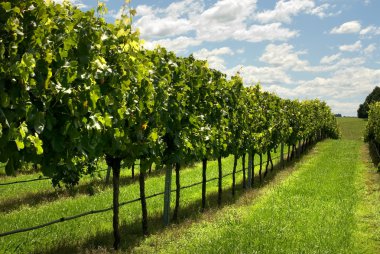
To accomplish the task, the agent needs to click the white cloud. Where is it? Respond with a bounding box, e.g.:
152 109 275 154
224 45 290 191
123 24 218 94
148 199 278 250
134 0 203 39
200 0 256 23
320 53 341 64
262 66 380 115
255 0 314 23
307 3 340 19
364 43 377 55
258 44 366 74
134 0 298 52
195 0 260 41
227 65 293 85
328 57 365 70
324 100 361 116
266 84 297 98
360 25 380 37
259 43 308 71
233 23 299 42
194 47 234 58
135 5 155 16
339 40 362 52
307 56 365 73
255 0 337 23
330 20 361 34
165 0 205 17
296 67 380 99
143 36 202 53
136 16 193 38
193 47 234 70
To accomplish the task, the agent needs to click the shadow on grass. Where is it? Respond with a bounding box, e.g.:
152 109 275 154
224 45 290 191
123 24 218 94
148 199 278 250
367 141 380 172
0 168 167 213
39 143 316 254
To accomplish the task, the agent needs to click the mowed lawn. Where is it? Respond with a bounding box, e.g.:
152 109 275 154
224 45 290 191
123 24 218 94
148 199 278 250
133 117 380 254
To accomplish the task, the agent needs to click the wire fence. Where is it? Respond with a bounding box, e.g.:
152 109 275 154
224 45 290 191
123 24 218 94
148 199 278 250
0 153 282 187
0 155 282 238
0 169 109 186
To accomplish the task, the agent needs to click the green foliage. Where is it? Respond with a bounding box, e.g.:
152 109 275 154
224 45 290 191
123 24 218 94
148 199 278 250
358 86 380 118
0 0 339 187
365 102 380 143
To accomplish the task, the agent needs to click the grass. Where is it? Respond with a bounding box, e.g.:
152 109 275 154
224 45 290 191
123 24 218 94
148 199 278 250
131 117 380 254
352 141 380 253
337 117 367 140
1 117 379 253
134 140 361 253
0 149 286 253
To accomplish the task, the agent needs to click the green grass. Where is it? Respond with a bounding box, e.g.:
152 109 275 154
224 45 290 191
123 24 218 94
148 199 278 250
0 149 286 253
352 144 380 253
0 151 284 214
135 140 361 253
2 117 378 253
337 117 367 140
132 117 380 254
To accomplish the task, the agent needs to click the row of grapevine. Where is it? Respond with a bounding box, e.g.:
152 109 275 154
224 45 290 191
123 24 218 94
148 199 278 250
0 0 339 249
365 102 380 162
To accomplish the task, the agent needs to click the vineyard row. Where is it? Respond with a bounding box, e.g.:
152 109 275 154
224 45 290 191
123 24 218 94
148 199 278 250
0 0 340 249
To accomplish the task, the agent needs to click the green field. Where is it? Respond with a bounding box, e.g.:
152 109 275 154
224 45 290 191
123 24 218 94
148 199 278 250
134 117 380 253
0 148 286 253
0 118 379 253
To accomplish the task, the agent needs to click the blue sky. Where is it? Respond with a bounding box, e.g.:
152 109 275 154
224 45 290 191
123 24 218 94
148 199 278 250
63 0 380 116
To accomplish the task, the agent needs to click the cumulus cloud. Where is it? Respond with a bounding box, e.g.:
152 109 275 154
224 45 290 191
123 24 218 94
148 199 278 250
320 53 341 64
134 0 203 39
143 36 202 53
259 43 308 71
258 43 365 74
360 25 380 37
136 16 193 38
193 47 234 70
194 47 234 58
364 43 377 55
255 0 314 24
227 65 293 85
330 21 362 34
233 23 298 42
259 66 380 115
296 67 380 99
200 0 256 24
339 41 362 52
134 0 298 50
255 0 337 24
307 3 341 19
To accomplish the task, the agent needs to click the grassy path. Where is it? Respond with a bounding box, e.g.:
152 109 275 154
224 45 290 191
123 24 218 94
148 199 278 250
134 118 380 253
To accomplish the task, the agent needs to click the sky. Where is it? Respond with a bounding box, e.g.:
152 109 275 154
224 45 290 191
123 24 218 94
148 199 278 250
59 0 380 116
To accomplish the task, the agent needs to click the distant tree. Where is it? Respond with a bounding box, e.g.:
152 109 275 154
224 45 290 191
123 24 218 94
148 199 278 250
358 86 380 118
335 114 342 117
